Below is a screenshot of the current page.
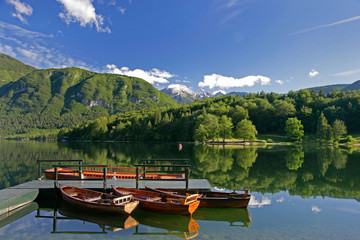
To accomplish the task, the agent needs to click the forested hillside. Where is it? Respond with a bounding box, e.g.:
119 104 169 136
0 55 177 136
61 89 360 142
0 54 36 87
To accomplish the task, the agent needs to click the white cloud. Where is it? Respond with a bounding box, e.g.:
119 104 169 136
57 0 111 33
275 80 284 85
6 0 33 24
312 206 322 214
331 69 360 77
249 196 271 208
117 7 126 14
106 64 175 84
292 16 360 35
0 21 91 69
309 69 319 78
0 44 16 57
198 73 271 89
276 197 285 203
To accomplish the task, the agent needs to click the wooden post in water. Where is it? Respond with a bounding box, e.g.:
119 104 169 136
136 167 139 189
185 166 189 190
37 161 41 180
54 167 58 188
103 167 107 190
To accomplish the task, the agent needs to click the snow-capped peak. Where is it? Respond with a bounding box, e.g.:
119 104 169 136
213 90 226 96
167 84 194 95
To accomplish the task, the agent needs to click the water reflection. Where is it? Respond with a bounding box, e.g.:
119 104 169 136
1 141 359 200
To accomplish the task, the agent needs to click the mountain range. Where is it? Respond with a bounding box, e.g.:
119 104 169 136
1 52 360 136
0 53 177 135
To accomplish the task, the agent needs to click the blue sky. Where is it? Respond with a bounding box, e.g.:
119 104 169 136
1 0 360 94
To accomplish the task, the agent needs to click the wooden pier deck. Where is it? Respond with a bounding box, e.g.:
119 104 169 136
0 178 211 216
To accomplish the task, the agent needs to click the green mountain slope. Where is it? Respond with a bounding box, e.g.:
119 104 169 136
306 84 349 94
0 53 36 87
342 80 360 91
0 57 177 136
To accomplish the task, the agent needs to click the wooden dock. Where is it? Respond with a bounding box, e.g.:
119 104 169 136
0 178 211 216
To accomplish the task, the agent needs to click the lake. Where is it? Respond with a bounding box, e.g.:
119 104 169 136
0 141 360 239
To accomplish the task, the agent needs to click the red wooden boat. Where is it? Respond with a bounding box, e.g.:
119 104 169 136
112 186 200 216
46 166 184 180
145 187 251 208
60 185 139 214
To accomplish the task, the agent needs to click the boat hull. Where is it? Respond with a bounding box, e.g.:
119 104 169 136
146 187 251 208
112 186 200 216
60 185 139 214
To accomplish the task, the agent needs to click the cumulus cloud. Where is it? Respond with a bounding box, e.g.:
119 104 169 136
248 196 271 208
276 197 285 203
275 80 284 85
312 206 322 214
198 73 271 89
57 0 111 33
309 69 319 78
6 0 33 24
117 7 126 14
106 64 175 84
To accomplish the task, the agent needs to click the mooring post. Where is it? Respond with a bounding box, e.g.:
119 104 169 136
54 167 58 188
185 166 189 190
136 167 139 189
143 160 146 179
37 161 41 180
103 167 107 190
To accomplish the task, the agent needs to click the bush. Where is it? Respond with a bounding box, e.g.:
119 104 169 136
267 139 274 143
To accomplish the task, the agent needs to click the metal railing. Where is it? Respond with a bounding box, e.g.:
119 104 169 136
134 159 191 189
52 164 108 189
37 160 83 180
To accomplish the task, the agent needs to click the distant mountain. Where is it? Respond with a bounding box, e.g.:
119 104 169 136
213 90 226 97
0 53 36 87
161 84 196 103
0 54 177 136
342 80 360 91
227 91 248 97
306 84 349 94
161 84 213 103
194 89 213 99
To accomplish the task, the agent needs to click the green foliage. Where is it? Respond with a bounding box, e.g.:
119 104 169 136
235 119 258 142
219 115 233 142
332 119 347 142
285 117 304 142
316 112 333 141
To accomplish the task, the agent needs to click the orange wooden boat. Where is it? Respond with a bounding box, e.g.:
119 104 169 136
112 186 200 216
145 187 251 208
60 185 139 214
46 166 185 180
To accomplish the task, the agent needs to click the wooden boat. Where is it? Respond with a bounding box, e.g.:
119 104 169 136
112 186 200 216
59 185 139 214
145 187 251 208
46 166 184 180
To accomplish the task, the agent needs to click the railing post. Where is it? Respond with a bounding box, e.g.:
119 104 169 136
37 161 41 180
54 167 58 188
103 167 107 190
79 160 82 179
136 167 139 189
185 166 189 190
143 160 146 179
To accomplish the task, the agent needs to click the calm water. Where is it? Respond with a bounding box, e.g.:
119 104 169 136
0 141 360 239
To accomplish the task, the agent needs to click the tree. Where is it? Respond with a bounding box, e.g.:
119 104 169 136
285 117 304 142
203 114 219 141
332 119 347 142
235 119 257 142
219 115 233 142
194 124 207 142
229 105 248 126
316 112 332 141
